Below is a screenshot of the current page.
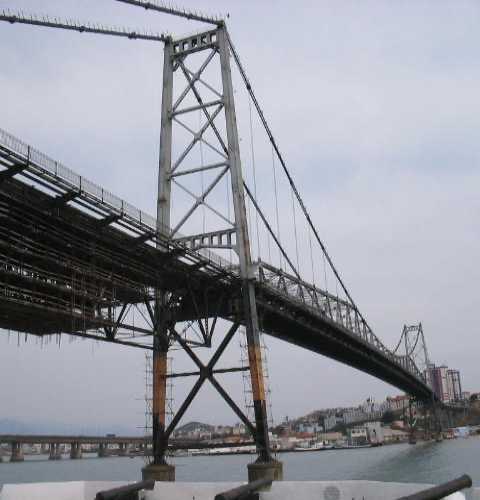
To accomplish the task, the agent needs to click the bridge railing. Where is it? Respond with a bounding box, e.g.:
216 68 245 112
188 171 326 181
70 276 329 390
256 261 426 384
0 128 428 387
0 128 236 274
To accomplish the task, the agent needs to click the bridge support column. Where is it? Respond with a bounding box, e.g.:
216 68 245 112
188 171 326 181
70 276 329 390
10 442 24 462
49 443 62 460
141 311 174 481
141 35 175 484
429 400 443 441
422 405 431 441
49 443 56 460
217 25 282 481
70 442 82 459
142 463 176 482
98 443 108 458
408 397 417 445
247 461 283 482
119 443 128 457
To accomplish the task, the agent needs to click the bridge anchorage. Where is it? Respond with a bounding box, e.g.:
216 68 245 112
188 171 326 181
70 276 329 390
0 0 449 482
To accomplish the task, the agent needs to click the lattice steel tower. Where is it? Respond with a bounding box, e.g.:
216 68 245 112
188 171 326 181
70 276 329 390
150 22 281 481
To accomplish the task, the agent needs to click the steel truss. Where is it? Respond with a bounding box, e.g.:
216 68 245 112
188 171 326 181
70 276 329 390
150 24 274 466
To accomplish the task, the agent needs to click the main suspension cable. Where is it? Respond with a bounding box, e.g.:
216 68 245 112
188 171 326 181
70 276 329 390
0 10 167 42
226 30 371 330
243 182 301 280
114 0 223 26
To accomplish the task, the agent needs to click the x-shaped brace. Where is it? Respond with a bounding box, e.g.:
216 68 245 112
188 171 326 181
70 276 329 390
164 322 256 439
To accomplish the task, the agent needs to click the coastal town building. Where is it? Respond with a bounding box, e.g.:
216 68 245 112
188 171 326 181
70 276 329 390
426 364 465 403
347 427 368 446
446 369 462 402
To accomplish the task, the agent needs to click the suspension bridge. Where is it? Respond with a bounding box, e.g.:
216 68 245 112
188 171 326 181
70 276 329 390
0 1 438 481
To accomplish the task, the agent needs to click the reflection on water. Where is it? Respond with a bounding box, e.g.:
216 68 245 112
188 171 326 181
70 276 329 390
0 438 479 486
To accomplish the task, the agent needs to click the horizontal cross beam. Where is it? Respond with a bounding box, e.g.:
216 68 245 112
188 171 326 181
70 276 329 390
167 367 249 378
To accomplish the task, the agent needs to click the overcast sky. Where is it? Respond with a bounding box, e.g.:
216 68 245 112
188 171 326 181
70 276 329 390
0 0 479 433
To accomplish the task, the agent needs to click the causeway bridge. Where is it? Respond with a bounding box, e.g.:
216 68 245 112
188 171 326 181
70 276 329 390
0 435 145 462
0 435 254 462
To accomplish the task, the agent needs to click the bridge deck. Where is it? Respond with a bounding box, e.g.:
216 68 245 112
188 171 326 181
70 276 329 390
0 129 434 401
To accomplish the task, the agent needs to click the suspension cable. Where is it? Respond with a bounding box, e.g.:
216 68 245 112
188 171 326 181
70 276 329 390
290 188 300 273
226 30 371 330
114 0 223 26
271 144 283 270
0 10 167 42
392 328 406 354
322 247 329 294
248 97 261 259
225 169 232 265
308 226 316 287
199 110 206 234
266 223 272 264
244 182 301 280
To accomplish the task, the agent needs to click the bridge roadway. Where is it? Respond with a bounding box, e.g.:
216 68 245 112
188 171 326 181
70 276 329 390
0 128 434 401
0 435 255 462
0 435 145 446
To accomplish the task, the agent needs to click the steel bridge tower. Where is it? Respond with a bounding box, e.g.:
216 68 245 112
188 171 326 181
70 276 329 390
147 23 282 481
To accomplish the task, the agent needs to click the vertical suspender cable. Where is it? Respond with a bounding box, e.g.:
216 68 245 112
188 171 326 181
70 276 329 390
308 225 316 287
226 32 372 331
226 165 232 265
271 145 282 270
248 97 261 260
266 223 272 264
245 162 254 259
290 188 300 273
322 248 328 293
199 110 206 233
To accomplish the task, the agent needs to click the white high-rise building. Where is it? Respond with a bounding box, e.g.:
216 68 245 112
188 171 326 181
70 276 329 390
446 369 462 401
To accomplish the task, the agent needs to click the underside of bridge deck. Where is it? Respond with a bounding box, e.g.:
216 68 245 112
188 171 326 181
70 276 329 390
0 173 433 401
0 175 237 338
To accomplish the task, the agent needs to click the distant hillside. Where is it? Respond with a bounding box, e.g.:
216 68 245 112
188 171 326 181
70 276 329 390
175 421 214 433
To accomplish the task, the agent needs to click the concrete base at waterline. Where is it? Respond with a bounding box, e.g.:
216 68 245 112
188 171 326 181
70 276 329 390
9 452 24 462
247 460 283 482
142 463 176 482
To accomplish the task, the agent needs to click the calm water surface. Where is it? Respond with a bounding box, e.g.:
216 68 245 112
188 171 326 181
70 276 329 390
1 438 479 487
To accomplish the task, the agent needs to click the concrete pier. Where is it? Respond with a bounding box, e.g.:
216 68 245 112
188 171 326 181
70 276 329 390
10 442 24 462
70 442 82 459
119 443 128 457
49 443 62 460
98 443 108 458
142 463 176 482
247 460 283 482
